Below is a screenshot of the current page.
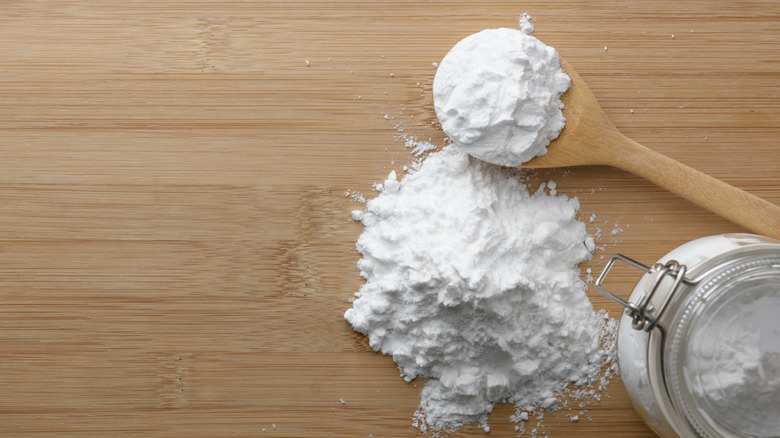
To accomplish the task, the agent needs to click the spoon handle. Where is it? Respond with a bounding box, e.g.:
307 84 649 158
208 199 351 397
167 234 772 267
610 136 780 240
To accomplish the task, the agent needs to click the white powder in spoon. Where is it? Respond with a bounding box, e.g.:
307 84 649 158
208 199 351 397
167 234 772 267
345 144 615 432
433 27 570 166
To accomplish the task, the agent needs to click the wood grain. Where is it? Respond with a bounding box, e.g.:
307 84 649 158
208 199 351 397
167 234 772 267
0 1 777 437
522 62 780 239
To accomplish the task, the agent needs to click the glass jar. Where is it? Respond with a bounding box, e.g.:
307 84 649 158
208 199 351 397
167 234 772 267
595 233 780 438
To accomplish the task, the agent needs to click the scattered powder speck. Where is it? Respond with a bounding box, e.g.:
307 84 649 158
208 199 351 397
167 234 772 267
345 189 367 204
345 144 618 432
519 13 535 34
401 134 438 157
547 180 557 196
511 410 530 422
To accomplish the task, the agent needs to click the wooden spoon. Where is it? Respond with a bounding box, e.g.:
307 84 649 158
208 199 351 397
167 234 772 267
519 61 780 240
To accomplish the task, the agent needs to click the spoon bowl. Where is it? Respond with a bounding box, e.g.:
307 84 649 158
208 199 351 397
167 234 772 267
519 60 780 240
517 62 615 168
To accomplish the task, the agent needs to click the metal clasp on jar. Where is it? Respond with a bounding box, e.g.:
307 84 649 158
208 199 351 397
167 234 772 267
595 255 691 332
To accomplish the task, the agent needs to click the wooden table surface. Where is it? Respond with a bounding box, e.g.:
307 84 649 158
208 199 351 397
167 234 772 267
0 1 777 436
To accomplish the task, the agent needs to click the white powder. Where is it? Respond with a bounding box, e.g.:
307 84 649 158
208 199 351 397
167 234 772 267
345 144 615 432
400 133 438 157
683 291 780 435
433 27 570 166
519 13 535 34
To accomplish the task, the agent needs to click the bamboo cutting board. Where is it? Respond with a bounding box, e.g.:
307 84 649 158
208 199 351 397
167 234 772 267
0 1 778 436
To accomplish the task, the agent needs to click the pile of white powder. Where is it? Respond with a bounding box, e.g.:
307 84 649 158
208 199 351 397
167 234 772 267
346 144 615 432
345 20 616 433
433 26 570 166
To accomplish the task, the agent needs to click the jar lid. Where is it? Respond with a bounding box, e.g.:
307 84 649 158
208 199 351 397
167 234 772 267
664 254 780 437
